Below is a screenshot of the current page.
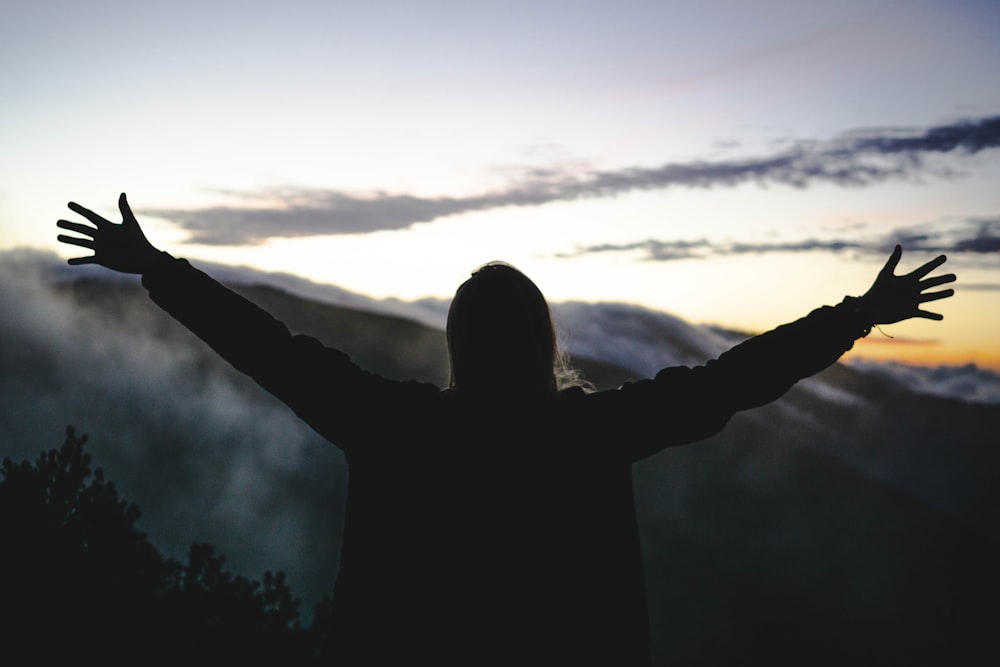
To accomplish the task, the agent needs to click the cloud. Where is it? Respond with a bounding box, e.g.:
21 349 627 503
144 191 496 245
557 238 715 261
564 217 1000 262
559 238 870 260
848 359 1000 405
951 221 1000 253
141 115 1000 245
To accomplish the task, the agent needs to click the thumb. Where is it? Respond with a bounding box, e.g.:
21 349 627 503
118 192 138 225
879 244 902 278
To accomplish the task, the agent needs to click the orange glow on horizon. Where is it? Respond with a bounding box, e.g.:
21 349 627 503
848 339 1000 372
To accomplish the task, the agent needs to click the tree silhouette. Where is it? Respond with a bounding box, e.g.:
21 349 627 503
0 426 330 661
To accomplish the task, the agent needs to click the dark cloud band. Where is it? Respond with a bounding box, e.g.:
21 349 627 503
142 115 1000 245
563 218 1000 262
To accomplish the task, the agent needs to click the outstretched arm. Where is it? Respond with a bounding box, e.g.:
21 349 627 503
719 245 957 399
56 192 338 392
606 245 957 461
57 193 162 274
55 193 439 452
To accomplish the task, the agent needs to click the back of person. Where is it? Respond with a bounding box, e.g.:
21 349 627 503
326 391 652 665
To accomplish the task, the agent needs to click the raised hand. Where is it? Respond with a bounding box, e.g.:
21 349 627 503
859 245 956 325
56 193 162 274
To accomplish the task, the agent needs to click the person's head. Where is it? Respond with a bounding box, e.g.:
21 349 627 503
446 262 560 398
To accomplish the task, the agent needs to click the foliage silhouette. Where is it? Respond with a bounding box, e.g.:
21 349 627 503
0 426 333 661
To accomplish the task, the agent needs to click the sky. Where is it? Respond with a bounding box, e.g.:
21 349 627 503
3 0 1000 368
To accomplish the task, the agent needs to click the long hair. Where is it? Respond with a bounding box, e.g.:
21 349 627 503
446 262 585 397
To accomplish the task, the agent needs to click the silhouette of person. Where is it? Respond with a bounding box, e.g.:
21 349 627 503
58 193 955 665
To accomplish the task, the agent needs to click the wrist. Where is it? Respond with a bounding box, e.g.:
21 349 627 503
843 295 874 337
140 248 172 276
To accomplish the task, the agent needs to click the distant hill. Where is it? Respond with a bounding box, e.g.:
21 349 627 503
2 251 997 664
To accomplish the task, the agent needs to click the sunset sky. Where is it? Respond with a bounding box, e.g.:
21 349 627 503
3 0 999 368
